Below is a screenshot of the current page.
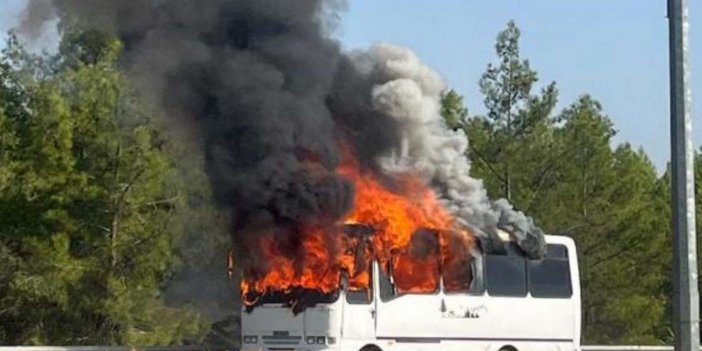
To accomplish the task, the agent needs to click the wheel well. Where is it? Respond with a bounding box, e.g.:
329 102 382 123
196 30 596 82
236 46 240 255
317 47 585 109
360 344 382 351
499 345 518 351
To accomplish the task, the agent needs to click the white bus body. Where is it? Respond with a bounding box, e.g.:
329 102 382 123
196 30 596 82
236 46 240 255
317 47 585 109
241 234 580 351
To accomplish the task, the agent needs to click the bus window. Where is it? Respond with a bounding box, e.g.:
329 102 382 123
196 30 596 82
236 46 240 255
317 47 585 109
392 230 440 294
442 255 486 294
547 243 568 258
468 254 485 295
346 270 373 304
529 244 572 298
378 267 396 302
441 232 474 293
392 255 440 293
346 287 372 304
485 253 528 297
250 288 341 307
442 260 472 293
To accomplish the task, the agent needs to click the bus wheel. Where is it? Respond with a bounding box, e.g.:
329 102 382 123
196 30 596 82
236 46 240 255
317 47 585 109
499 345 518 351
360 344 382 351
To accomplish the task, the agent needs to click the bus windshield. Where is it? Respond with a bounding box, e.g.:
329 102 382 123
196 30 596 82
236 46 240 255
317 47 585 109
243 288 340 314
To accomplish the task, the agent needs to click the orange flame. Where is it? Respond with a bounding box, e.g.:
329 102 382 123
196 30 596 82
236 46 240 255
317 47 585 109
240 144 475 306
227 249 235 279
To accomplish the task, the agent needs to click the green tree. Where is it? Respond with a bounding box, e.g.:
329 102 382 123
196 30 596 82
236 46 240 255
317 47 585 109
0 31 207 345
538 97 669 344
469 21 559 206
441 89 469 130
441 21 672 343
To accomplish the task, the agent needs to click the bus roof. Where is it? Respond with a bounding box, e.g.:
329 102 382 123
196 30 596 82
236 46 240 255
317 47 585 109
544 234 576 247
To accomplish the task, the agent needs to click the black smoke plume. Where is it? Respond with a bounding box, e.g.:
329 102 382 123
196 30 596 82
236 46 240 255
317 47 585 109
19 0 548 326
27 0 404 236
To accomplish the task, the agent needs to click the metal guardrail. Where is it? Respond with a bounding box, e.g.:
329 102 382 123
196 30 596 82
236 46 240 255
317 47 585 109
0 350 200 351
0 346 686 351
582 347 676 351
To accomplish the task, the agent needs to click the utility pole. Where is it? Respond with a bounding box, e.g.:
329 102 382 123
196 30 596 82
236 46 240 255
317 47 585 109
668 0 699 350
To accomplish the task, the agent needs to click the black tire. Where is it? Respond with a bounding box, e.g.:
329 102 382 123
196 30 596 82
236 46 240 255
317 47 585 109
360 344 382 351
499 346 518 351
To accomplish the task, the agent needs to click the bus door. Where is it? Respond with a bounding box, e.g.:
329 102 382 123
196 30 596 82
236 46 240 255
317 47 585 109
341 268 376 340
374 249 444 339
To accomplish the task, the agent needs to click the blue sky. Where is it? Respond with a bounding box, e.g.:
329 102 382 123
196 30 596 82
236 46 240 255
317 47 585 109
1 0 700 170
0 1 25 35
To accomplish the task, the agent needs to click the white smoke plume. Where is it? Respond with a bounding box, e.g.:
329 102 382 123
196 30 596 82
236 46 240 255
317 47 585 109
352 43 545 257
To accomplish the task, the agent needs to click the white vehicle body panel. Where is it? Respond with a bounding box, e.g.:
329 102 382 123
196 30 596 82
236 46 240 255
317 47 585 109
241 234 581 351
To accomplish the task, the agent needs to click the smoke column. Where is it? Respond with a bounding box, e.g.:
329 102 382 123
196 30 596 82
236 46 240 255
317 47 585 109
336 44 545 256
19 0 546 308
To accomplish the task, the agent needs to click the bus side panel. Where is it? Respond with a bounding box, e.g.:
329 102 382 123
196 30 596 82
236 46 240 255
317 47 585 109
375 294 576 342
374 236 579 349
443 340 575 351
362 340 575 351
375 294 439 338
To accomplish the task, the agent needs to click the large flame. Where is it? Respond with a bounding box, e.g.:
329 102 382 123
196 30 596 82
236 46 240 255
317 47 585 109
240 144 475 307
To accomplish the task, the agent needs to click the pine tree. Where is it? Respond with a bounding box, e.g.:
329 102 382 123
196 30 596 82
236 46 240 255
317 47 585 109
440 22 672 343
0 30 208 345
468 21 559 207
539 96 668 344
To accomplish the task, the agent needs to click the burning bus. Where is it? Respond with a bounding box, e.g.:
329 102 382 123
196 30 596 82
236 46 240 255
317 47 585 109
237 142 581 351
239 225 580 351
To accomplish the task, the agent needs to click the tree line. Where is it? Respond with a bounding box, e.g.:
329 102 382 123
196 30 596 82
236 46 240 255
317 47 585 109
441 21 673 344
0 28 229 345
0 20 694 345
